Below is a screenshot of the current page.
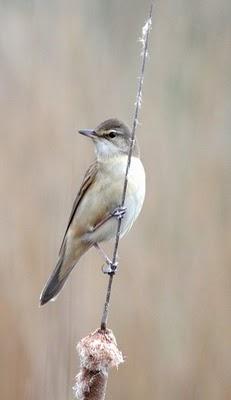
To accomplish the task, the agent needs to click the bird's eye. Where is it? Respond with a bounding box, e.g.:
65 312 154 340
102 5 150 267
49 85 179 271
108 131 116 138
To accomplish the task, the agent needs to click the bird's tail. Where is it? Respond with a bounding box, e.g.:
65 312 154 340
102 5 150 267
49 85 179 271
39 258 71 306
40 242 89 306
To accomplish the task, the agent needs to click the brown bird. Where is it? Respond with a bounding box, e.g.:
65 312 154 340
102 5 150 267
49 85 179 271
40 118 145 305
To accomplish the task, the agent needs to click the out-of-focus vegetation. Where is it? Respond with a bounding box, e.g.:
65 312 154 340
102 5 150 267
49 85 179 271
1 1 231 399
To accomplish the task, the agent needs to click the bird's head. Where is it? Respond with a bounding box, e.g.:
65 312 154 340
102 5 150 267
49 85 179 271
78 118 139 159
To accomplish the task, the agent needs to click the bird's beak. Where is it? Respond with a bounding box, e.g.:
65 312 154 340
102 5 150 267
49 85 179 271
78 129 96 138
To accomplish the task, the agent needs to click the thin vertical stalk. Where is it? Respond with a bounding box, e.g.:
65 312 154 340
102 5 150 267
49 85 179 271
100 1 154 330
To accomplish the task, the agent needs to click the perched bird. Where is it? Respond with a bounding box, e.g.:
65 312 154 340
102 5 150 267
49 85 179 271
40 118 145 305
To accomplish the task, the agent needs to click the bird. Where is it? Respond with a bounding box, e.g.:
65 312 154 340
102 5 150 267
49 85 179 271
40 118 146 305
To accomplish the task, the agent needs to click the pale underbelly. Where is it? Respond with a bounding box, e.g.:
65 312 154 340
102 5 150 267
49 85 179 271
73 156 145 244
86 189 144 243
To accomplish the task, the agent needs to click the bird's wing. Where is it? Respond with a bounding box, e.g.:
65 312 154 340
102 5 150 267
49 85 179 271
59 161 98 255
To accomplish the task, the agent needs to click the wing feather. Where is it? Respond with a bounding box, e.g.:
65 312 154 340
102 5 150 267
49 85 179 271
59 161 98 255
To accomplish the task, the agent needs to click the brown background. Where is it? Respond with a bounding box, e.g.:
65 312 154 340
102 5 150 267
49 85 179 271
1 1 231 399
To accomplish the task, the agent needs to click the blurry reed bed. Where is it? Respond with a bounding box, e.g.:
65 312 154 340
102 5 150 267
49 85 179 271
0 1 231 399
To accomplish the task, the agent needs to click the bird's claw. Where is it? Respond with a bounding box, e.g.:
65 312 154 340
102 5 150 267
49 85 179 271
101 260 118 275
111 206 126 220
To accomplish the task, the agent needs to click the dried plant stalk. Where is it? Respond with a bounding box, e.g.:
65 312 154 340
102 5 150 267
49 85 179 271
100 0 153 331
74 2 153 399
73 329 124 400
75 369 107 400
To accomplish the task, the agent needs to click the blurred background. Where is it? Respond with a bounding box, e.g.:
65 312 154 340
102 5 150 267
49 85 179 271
1 0 231 399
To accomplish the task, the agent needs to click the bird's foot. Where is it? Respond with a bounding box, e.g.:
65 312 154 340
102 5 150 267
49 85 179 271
94 243 118 274
111 206 126 220
101 260 118 275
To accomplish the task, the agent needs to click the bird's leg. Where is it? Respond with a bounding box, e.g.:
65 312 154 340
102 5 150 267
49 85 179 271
110 206 126 220
92 207 126 274
94 243 118 274
94 243 111 264
91 206 126 232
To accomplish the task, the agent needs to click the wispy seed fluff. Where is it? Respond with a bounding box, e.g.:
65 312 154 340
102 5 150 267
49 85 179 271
73 329 124 400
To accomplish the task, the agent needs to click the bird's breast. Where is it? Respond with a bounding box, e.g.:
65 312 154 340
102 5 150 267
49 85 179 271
74 155 145 244
100 155 146 238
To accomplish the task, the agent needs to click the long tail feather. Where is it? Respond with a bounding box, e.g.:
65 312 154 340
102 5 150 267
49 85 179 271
40 239 91 306
39 257 73 306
